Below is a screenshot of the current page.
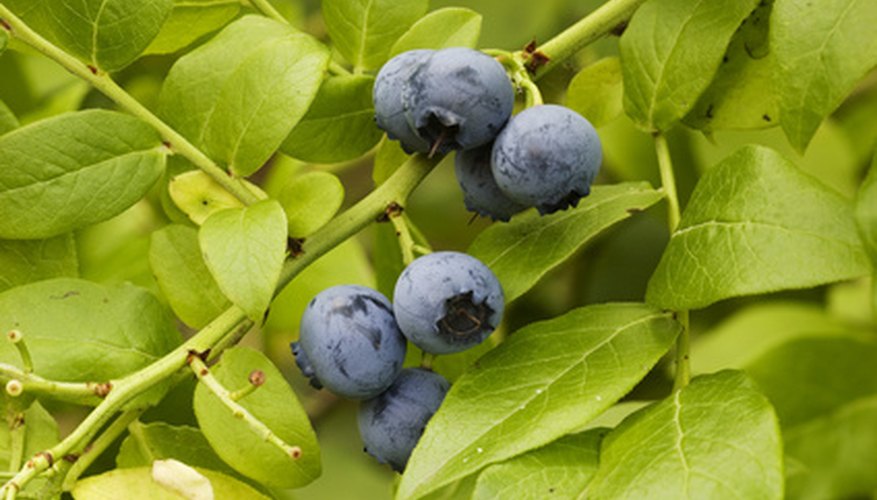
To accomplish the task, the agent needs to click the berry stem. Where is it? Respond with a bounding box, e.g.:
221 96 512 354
5 331 32 374
0 363 104 405
390 212 417 266
61 409 145 492
0 5 261 206
527 0 646 79
654 133 691 391
7 415 24 473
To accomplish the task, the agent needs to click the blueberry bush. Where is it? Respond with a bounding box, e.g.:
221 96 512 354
0 0 875 498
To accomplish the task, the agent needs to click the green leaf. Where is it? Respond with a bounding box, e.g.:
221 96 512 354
587 371 783 500
684 0 780 131
145 0 241 55
322 0 427 71
168 170 266 226
772 0 877 151
281 75 382 163
0 402 58 470
193 347 320 488
0 99 18 135
5 0 173 72
276 172 345 238
149 225 230 329
468 182 664 304
398 303 680 499
785 395 877 500
0 234 78 293
374 222 404 299
646 145 871 310
158 15 330 176
116 422 235 476
0 110 166 240
856 152 877 263
472 429 605 500
0 278 180 382
620 0 760 131
372 136 411 185
566 57 624 128
199 200 287 322
389 7 482 57
72 465 270 499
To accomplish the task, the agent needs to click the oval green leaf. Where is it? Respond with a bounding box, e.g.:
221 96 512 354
398 303 681 499
856 152 877 263
646 145 872 310
620 0 760 131
168 170 266 226
468 182 664 303
145 0 241 55
0 278 181 382
472 429 605 500
389 7 482 57
150 225 230 329
566 57 624 128
322 0 427 71
0 99 17 135
276 172 345 238
0 234 78 293
199 200 287 322
72 465 269 500
193 347 320 488
116 422 235 476
158 15 329 176
4 0 173 72
0 110 166 240
281 75 382 163
772 0 877 152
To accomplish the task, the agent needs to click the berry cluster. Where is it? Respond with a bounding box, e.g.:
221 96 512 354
375 48 603 220
291 251 504 471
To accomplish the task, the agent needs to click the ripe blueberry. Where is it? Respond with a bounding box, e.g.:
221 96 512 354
373 50 434 154
393 252 504 354
358 368 450 472
403 47 514 154
491 104 602 214
455 143 527 222
292 285 406 399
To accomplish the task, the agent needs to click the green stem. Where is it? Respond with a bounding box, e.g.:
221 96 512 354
61 409 144 492
245 0 286 24
0 5 260 206
8 415 24 473
0 153 442 497
390 212 416 266
5 332 32 374
0 364 104 406
528 0 646 79
654 133 691 391
328 61 352 76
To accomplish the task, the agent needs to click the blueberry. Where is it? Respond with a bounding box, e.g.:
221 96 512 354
455 143 527 222
358 368 450 472
293 285 406 399
403 48 514 154
393 252 504 354
373 50 434 154
491 105 602 214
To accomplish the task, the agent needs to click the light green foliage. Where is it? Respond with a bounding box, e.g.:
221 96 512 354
0 278 181 381
193 347 320 488
116 422 236 476
785 396 877 499
0 110 166 240
684 0 779 131
469 183 664 303
276 172 345 238
566 57 624 128
71 466 270 499
587 371 783 499
398 303 680 499
5 0 172 72
199 200 287 322
158 16 329 176
322 0 427 71
372 136 410 185
282 75 382 163
772 0 877 151
145 0 241 55
0 402 58 470
167 170 266 226
856 153 877 263
472 429 605 499
0 99 18 135
647 145 871 310
620 0 760 132
0 234 78 293
149 225 230 329
389 7 482 57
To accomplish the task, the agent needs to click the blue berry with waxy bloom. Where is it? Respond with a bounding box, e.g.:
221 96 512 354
491 104 602 214
373 49 434 154
455 143 527 222
393 251 504 355
292 285 406 399
358 368 450 472
403 47 514 155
